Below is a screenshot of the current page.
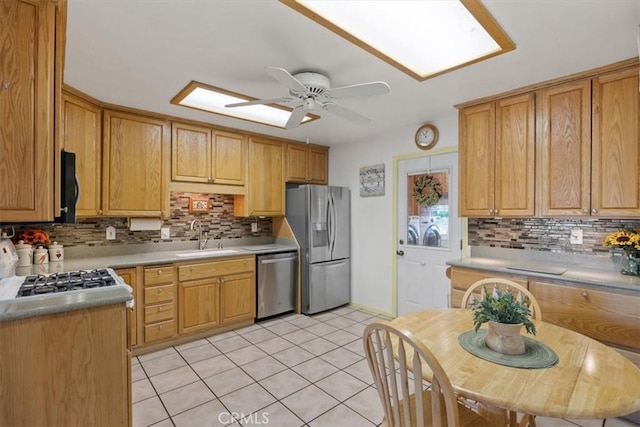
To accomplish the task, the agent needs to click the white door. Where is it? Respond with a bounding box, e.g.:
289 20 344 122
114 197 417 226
397 152 461 315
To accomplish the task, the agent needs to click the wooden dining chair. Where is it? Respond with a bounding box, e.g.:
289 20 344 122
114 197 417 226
363 321 497 427
461 278 542 321
461 277 541 427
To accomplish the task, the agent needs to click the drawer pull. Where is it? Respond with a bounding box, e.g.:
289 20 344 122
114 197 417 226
581 292 588 298
158 270 162 274
158 307 162 312
159 324 163 330
157 289 162 294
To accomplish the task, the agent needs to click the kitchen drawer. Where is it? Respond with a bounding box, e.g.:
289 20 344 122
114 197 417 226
531 281 640 351
144 284 174 305
450 267 529 308
178 256 254 282
144 302 174 324
144 319 175 343
144 266 174 286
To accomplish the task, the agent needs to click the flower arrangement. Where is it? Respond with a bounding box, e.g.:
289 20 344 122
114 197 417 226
604 229 640 276
603 229 640 255
12 229 50 246
469 285 537 335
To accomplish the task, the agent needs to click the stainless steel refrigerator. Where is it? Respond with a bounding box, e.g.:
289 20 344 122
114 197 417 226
286 185 350 314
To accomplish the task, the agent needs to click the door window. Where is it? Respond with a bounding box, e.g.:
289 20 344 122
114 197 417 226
407 169 450 249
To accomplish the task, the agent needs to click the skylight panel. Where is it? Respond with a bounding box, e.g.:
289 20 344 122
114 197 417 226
171 82 317 128
282 0 514 81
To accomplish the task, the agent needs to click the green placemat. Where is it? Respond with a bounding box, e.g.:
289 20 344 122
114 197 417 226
458 329 558 369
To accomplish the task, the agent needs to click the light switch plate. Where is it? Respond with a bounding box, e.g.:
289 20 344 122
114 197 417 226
161 227 171 240
106 226 116 240
570 229 583 244
251 222 258 233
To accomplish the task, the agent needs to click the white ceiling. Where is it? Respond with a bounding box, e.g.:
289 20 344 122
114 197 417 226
64 0 640 147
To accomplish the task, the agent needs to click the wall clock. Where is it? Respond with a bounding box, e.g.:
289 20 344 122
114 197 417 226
415 124 439 150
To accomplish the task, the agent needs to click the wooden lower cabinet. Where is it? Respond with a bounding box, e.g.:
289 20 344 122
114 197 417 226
143 265 176 344
178 277 220 334
178 256 255 334
221 272 256 324
115 267 138 348
530 280 640 352
0 304 130 426
449 267 529 308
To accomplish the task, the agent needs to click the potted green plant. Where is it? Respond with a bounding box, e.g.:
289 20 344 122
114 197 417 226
469 286 537 355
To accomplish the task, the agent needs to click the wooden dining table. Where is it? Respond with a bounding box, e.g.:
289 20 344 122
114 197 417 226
389 309 640 420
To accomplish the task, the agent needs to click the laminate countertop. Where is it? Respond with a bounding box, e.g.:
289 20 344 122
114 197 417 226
0 241 298 322
447 247 640 294
13 242 298 276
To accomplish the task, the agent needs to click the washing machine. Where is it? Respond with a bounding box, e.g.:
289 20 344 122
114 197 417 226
407 217 420 245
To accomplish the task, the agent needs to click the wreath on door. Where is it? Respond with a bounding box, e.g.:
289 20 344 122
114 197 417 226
413 175 442 207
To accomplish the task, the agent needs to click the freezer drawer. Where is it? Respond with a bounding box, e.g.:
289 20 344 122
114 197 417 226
256 252 298 320
305 259 350 314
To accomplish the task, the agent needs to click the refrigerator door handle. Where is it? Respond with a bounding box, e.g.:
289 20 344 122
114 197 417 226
326 193 333 257
330 192 337 256
328 192 335 257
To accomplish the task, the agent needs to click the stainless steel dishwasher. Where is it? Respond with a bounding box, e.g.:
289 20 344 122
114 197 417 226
256 251 298 320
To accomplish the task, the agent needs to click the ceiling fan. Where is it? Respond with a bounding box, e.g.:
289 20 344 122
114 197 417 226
225 66 391 129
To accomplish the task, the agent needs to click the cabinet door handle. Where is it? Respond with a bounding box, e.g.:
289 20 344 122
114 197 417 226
591 208 598 214
158 270 162 274
582 208 589 214
581 292 588 299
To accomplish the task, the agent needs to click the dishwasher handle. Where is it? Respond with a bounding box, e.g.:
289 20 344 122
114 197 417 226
260 256 297 264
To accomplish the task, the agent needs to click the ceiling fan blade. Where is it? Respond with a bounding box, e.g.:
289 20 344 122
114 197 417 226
265 67 308 92
225 97 293 108
327 81 390 99
322 102 371 124
285 105 307 129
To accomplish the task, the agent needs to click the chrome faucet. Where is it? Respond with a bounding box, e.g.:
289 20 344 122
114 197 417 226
190 219 209 250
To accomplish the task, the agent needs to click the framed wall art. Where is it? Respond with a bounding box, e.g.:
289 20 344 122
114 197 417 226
360 163 385 197
189 197 209 213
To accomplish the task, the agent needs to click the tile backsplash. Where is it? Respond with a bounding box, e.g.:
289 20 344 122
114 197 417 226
5 192 272 248
468 217 640 257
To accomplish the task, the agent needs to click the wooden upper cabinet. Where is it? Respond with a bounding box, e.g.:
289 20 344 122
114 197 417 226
495 94 536 216
285 143 328 184
212 130 245 186
172 122 211 183
592 66 640 217
102 110 169 217
171 123 245 186
235 137 284 216
61 92 103 216
538 80 592 216
0 0 62 222
459 94 535 217
459 103 495 216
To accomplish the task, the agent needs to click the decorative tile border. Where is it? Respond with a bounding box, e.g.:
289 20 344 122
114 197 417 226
7 192 272 249
468 218 640 256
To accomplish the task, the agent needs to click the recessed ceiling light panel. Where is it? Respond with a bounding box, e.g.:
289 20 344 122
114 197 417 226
282 0 514 81
171 81 317 128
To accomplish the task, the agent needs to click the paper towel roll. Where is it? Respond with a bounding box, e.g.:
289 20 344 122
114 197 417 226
129 218 162 231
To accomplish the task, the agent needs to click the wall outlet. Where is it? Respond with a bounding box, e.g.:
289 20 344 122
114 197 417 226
251 222 258 233
161 227 171 240
570 229 583 244
106 226 116 240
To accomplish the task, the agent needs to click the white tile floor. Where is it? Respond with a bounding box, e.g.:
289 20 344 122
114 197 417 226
132 306 638 427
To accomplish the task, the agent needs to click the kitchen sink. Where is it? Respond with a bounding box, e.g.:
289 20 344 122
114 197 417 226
174 249 241 257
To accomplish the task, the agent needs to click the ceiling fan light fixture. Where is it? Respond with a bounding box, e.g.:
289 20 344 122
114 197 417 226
170 81 318 129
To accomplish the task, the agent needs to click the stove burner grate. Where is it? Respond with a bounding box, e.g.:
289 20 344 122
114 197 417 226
16 268 117 297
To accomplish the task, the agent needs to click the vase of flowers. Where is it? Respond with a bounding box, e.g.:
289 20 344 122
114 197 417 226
604 230 640 276
469 285 537 355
